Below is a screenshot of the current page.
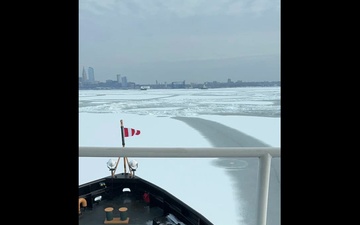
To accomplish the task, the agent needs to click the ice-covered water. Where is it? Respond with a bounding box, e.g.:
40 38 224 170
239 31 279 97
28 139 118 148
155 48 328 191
79 87 280 117
79 86 280 225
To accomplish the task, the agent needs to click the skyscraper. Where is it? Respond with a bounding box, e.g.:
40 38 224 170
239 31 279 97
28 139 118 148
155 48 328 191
82 66 87 82
121 76 127 87
88 67 95 83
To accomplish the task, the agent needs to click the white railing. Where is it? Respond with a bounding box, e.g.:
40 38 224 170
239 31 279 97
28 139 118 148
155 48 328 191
79 146 280 225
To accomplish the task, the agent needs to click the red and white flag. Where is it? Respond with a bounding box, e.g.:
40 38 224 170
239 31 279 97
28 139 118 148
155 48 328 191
124 127 141 137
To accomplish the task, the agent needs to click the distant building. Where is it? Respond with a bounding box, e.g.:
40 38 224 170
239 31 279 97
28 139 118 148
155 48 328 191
171 80 186 89
88 67 95 83
82 66 87 82
121 76 127 88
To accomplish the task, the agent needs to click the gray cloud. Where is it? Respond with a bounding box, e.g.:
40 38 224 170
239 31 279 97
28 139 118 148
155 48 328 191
80 0 280 17
79 0 280 83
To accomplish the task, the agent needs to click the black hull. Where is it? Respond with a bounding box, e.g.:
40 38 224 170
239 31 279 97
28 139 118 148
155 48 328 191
79 173 213 225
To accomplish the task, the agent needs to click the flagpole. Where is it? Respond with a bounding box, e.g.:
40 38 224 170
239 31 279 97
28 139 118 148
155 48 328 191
114 119 127 175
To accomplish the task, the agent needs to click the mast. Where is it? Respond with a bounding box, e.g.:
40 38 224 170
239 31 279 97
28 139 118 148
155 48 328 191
113 119 130 175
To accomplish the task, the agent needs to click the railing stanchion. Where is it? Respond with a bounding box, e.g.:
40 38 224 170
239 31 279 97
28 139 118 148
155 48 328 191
257 153 272 225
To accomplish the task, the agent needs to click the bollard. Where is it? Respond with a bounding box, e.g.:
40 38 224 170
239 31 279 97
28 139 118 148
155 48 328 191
104 207 114 221
119 207 128 220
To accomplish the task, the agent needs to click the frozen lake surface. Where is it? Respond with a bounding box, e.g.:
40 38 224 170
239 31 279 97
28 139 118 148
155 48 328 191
79 87 280 225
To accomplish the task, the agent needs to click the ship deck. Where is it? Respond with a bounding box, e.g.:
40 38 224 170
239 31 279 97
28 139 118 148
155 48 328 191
79 173 198 225
79 190 169 225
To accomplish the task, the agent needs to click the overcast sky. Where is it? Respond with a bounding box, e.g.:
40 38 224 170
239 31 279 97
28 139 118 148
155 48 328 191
79 0 280 84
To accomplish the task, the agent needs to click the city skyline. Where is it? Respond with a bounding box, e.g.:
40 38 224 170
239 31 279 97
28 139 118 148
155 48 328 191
80 56 280 85
79 66 280 90
79 1 280 84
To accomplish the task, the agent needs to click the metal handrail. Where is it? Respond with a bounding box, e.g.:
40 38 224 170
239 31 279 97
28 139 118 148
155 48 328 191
79 147 280 157
79 146 280 225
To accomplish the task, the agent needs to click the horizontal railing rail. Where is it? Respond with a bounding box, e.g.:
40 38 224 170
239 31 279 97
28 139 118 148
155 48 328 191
79 146 280 225
79 147 280 158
